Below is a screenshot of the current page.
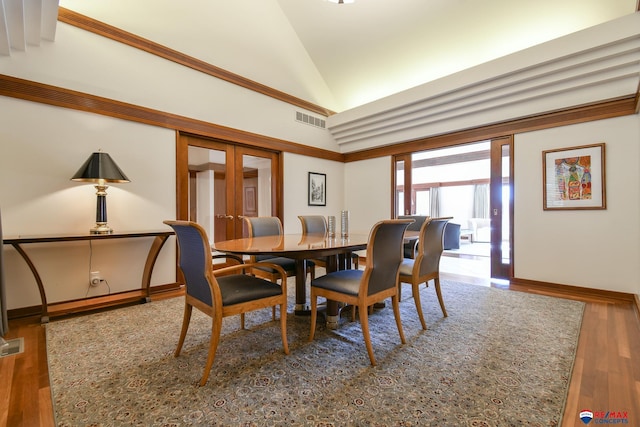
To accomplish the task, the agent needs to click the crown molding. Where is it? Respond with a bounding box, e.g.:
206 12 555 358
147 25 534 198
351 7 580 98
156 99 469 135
56 7 335 118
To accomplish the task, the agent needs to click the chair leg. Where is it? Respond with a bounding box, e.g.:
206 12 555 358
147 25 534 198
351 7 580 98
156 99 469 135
279 302 289 354
358 302 376 366
391 295 406 345
175 303 193 357
433 277 448 317
309 291 318 341
411 282 428 330
240 313 246 329
199 316 222 386
349 303 371 322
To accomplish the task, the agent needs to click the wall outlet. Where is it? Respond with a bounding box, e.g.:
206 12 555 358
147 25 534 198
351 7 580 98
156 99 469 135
90 271 102 287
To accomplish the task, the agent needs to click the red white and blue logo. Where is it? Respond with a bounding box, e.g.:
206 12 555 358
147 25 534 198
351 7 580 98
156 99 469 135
580 410 594 424
579 409 629 424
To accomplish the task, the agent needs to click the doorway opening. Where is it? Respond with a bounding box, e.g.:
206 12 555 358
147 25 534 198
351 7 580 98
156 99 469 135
393 138 512 282
176 133 282 246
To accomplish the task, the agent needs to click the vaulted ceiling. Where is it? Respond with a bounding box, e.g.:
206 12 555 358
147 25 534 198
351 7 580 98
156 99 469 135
276 0 638 111
1 0 638 114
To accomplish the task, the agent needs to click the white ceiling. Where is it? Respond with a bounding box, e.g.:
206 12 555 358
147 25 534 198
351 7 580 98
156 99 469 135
4 0 638 114
275 0 637 110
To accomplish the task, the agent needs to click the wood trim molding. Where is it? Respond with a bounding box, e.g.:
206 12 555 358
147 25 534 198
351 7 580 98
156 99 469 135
511 277 636 303
7 283 182 320
0 74 344 162
343 96 638 162
0 75 635 166
56 7 334 118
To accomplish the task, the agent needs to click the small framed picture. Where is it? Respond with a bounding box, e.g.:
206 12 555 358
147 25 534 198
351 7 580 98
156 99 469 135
308 172 326 206
542 143 606 210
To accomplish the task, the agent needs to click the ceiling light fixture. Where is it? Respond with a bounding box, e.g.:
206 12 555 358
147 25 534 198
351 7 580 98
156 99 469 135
327 0 354 4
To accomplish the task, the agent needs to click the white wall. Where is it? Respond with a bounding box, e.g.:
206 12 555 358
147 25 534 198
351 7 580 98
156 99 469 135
344 157 393 234
0 97 177 309
341 114 640 296
58 0 339 112
282 153 344 234
0 4 343 310
0 103 344 311
514 114 640 294
0 22 340 153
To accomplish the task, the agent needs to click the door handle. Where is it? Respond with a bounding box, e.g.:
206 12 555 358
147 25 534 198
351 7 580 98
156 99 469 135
216 214 234 220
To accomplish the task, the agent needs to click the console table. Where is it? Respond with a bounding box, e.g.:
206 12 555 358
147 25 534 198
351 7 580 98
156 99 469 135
2 230 173 323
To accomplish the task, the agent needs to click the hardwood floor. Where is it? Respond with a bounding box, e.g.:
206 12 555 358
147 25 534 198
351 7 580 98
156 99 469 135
1 259 639 427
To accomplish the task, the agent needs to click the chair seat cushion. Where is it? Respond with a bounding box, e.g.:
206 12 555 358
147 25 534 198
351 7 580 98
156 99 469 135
255 257 297 274
217 274 283 306
398 258 415 276
311 269 363 296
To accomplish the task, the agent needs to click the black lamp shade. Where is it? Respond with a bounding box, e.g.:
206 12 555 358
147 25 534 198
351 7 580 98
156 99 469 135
71 152 130 183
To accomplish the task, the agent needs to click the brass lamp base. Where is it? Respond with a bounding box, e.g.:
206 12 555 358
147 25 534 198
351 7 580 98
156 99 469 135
90 223 113 234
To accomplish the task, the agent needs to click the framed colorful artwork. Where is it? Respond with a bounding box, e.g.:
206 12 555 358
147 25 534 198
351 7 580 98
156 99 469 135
308 172 326 206
542 143 606 210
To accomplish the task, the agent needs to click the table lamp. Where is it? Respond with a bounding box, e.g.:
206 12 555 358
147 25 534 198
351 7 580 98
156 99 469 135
71 152 130 234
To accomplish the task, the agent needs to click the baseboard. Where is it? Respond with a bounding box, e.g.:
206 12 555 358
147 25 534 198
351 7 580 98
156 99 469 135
7 282 182 320
510 277 636 303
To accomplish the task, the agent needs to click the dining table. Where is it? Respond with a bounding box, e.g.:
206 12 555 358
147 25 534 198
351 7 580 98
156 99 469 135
212 232 369 329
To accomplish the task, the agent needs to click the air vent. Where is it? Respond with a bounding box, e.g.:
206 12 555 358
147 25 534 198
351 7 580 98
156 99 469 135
296 111 326 129
0 338 24 358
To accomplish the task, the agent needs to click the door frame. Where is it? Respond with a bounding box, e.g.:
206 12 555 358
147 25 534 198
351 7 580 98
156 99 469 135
490 136 514 279
176 132 284 240
392 138 514 281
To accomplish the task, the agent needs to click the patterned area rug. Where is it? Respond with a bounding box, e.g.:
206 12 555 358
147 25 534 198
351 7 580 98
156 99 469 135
46 280 584 426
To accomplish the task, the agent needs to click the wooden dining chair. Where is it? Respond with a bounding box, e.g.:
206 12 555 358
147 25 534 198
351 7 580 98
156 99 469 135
298 215 327 280
298 215 360 281
399 215 430 259
240 216 298 283
398 217 450 330
164 220 289 386
308 219 413 366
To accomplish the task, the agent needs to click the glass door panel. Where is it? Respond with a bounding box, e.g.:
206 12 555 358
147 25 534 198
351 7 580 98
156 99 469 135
490 137 512 279
235 146 278 238
395 155 412 216
188 145 229 244
177 134 280 246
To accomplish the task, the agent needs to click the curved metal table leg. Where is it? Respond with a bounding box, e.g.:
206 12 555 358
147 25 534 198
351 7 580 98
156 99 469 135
11 243 49 323
142 234 172 302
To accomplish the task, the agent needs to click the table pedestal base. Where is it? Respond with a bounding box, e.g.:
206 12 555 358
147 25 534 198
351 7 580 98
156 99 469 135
326 315 340 330
294 304 311 315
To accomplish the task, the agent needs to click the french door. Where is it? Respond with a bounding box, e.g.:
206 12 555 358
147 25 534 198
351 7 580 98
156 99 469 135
176 133 281 245
490 136 513 279
393 137 513 281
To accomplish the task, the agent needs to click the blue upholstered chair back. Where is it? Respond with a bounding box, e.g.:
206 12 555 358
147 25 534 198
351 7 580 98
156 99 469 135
398 215 429 232
416 218 449 277
298 215 327 235
165 222 214 307
242 216 285 262
244 216 283 238
365 220 413 295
